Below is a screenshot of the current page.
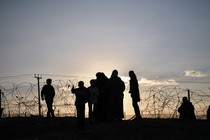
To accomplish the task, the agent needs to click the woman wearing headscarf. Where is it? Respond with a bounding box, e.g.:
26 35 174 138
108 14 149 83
129 70 142 120
107 69 125 121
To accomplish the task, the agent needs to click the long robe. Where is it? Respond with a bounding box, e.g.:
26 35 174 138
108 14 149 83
107 76 125 121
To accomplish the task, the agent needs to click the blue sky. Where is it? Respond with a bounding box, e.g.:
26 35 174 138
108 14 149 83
0 0 210 87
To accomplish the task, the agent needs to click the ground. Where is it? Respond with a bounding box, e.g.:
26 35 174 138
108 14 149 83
0 117 210 140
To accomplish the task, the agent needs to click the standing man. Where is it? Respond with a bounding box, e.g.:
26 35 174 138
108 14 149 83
41 78 55 118
129 70 142 120
71 81 89 130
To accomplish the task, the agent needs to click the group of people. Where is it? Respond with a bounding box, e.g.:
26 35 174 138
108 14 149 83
41 69 205 130
70 69 142 130
41 69 142 130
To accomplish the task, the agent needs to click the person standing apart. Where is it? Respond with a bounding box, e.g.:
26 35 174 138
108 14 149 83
178 97 196 120
71 81 89 130
129 70 142 120
41 78 55 118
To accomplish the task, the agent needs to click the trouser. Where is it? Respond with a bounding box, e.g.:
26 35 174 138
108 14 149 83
132 101 141 118
76 104 85 130
46 98 54 117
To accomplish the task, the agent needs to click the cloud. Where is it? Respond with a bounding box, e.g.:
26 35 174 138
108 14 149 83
184 70 207 77
140 78 178 86
120 76 178 87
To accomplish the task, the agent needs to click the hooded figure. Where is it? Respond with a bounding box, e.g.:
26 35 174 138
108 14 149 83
107 70 125 121
178 97 196 120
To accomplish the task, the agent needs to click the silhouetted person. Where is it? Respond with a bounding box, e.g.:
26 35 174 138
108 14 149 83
178 97 196 120
129 70 142 120
88 79 100 123
95 72 109 121
107 69 125 121
207 105 210 121
71 81 89 130
0 90 3 118
41 78 55 118
0 108 3 118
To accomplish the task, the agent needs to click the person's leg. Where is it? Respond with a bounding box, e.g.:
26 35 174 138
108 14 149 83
76 104 85 130
93 103 98 121
132 100 141 119
88 102 93 123
46 100 51 117
46 98 54 117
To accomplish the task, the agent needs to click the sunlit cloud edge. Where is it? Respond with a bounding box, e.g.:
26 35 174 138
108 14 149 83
184 70 208 78
120 76 178 86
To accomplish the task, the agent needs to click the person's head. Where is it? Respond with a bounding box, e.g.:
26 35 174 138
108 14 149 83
96 72 102 78
90 79 96 86
78 81 84 87
111 69 118 78
129 70 136 78
182 97 188 102
46 79 52 85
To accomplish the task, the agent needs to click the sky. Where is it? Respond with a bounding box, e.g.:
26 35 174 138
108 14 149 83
0 0 210 89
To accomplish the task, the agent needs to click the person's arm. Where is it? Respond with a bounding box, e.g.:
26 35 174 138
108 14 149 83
71 86 75 93
52 86 55 98
41 86 45 101
178 105 182 113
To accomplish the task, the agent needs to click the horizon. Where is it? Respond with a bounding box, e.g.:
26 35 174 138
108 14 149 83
1 73 210 119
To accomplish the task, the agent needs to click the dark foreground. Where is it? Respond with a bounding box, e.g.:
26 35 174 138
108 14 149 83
0 117 210 140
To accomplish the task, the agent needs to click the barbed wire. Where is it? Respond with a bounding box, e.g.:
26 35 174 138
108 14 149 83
0 80 77 117
140 85 210 119
1 79 210 119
